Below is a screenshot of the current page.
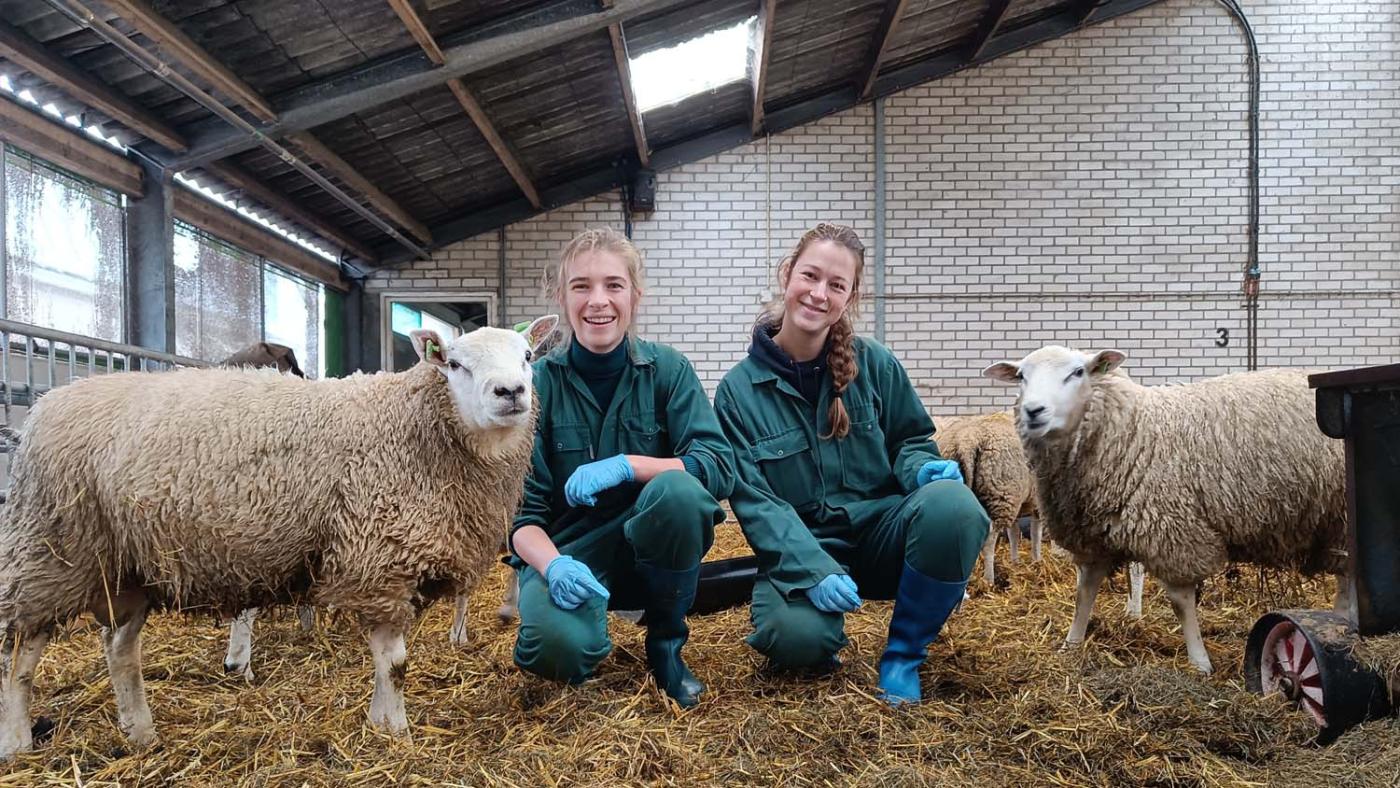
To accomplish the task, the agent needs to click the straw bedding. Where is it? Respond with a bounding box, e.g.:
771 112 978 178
4 524 1397 787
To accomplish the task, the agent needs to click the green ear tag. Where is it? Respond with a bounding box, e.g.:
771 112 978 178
426 339 440 357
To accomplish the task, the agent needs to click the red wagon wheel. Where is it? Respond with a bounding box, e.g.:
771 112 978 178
1258 618 1326 726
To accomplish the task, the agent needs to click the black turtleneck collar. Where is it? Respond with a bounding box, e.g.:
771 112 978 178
569 335 629 410
748 322 827 404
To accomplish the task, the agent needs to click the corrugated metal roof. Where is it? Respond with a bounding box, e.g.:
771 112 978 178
0 0 1165 264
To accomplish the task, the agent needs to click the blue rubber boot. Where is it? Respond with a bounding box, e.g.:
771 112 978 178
637 561 705 708
877 562 968 705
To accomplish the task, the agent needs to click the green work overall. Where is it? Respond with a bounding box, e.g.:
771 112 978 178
714 335 990 668
510 338 735 683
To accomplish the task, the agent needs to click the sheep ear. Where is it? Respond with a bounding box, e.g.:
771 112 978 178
522 314 559 352
411 330 448 367
983 361 1021 383
1088 349 1126 376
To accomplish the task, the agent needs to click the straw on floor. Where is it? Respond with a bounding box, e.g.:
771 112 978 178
4 524 1397 787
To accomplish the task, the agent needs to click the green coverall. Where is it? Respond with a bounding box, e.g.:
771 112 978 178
714 336 990 668
510 338 735 682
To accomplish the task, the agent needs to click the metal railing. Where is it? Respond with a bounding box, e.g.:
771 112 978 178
0 318 208 489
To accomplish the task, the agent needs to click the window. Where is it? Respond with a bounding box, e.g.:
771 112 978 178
3 146 125 341
263 266 322 378
629 17 756 113
174 222 261 363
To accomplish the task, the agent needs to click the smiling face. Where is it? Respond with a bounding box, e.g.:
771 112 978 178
984 345 1126 442
779 239 860 339
562 249 639 354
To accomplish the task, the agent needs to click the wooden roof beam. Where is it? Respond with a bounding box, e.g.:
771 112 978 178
749 0 777 136
163 0 693 170
968 0 1016 62
387 0 541 208
859 0 911 100
445 80 541 208
201 162 380 264
286 131 433 245
100 0 277 123
0 95 143 196
1073 0 1108 25
607 23 649 166
0 19 187 151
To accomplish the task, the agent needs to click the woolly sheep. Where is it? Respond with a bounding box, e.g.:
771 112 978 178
0 317 551 758
984 345 1347 674
222 320 557 680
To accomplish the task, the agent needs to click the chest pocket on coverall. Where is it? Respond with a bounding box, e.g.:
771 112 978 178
752 428 819 512
839 402 892 491
622 412 664 456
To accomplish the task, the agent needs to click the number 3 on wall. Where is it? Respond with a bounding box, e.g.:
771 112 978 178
1216 328 1229 347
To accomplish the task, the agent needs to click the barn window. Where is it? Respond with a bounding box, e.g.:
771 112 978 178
173 221 262 363
630 17 756 112
2 145 126 342
263 265 322 378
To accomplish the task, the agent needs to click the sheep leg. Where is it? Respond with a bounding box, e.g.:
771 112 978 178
1006 522 1021 565
498 572 520 622
1162 581 1213 674
981 529 997 585
1064 561 1111 648
367 624 409 736
224 608 257 681
101 593 155 746
1029 518 1043 562
0 628 51 760
448 594 470 648
1126 562 1145 620
298 606 316 633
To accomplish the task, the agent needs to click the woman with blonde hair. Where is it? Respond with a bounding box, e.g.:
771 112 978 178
714 222 989 704
509 228 735 708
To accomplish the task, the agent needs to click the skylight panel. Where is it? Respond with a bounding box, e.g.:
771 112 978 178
629 16 756 113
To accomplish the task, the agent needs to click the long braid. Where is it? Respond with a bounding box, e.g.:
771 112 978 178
823 314 857 439
760 222 866 440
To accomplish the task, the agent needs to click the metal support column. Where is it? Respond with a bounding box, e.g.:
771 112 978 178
125 156 175 353
873 98 887 344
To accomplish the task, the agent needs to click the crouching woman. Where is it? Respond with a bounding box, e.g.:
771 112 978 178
713 222 990 704
509 228 735 708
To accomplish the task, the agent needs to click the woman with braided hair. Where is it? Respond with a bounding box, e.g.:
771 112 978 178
713 222 989 704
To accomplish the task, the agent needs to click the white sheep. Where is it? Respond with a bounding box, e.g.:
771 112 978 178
984 346 1347 674
0 318 551 758
221 320 558 680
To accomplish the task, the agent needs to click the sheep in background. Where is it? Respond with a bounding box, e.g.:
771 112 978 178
0 318 552 758
935 410 1146 614
985 346 1347 674
220 341 305 378
934 411 1038 584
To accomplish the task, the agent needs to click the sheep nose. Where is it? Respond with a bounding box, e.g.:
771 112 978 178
1024 404 1047 420
494 384 526 400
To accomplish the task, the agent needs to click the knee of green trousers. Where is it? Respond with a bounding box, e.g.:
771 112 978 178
512 568 612 683
745 579 848 668
625 470 720 568
904 479 992 582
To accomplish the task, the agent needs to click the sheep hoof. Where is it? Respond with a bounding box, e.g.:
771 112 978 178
448 626 469 648
124 724 157 748
496 605 517 622
224 660 254 682
1059 638 1085 651
1190 659 1214 675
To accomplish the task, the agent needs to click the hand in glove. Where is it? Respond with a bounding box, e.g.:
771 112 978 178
545 556 611 610
565 454 635 507
917 458 964 486
805 573 862 613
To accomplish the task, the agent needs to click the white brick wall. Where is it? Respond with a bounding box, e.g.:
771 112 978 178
370 0 1399 416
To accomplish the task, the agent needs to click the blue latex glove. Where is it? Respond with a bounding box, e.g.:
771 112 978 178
545 556 611 610
805 573 862 613
565 454 635 507
917 458 964 487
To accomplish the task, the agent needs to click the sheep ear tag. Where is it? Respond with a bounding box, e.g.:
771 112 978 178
410 329 449 366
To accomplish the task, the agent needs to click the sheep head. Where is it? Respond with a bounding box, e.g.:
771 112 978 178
410 316 555 432
983 345 1125 442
